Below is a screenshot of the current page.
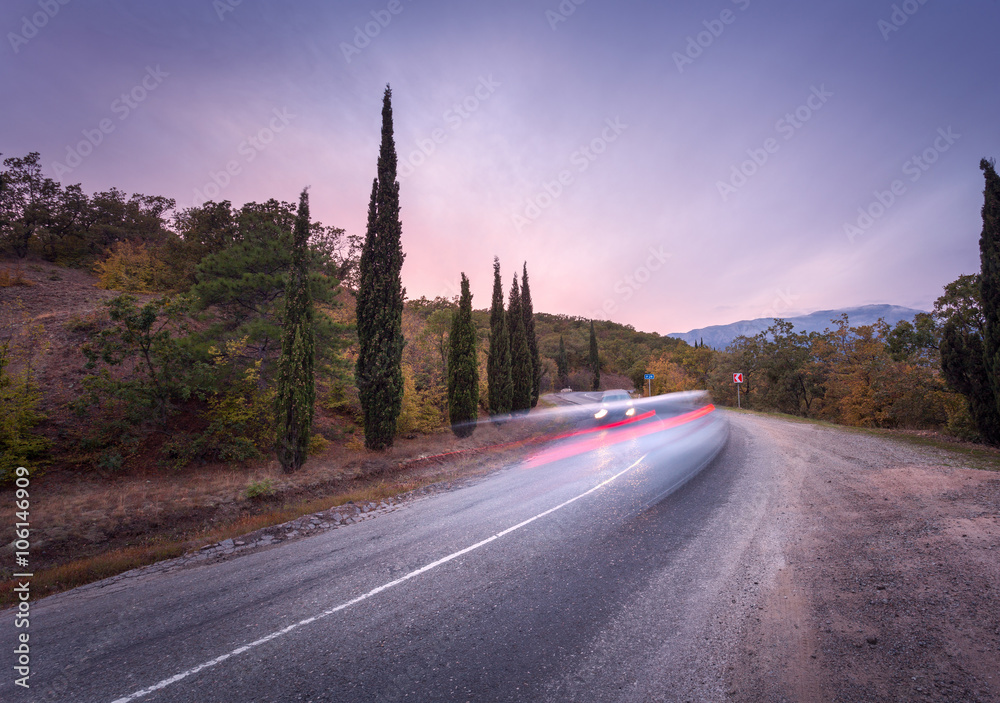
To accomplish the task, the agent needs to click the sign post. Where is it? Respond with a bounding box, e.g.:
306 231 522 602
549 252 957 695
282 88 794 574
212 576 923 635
644 373 654 397
733 372 743 409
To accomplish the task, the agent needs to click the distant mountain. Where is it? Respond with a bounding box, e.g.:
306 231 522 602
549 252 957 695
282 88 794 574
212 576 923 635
668 304 927 350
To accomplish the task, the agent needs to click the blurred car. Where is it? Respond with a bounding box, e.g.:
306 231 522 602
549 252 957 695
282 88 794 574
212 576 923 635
594 389 636 423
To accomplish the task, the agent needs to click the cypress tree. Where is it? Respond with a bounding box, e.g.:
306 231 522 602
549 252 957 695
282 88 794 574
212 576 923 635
487 257 512 415
275 188 314 473
447 273 478 437
941 319 1000 442
589 319 601 391
356 85 406 450
556 335 570 390
981 158 1000 423
509 275 532 413
521 263 541 407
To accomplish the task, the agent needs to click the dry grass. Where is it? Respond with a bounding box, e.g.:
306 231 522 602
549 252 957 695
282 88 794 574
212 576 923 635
0 260 573 606
0 415 563 608
0 263 34 288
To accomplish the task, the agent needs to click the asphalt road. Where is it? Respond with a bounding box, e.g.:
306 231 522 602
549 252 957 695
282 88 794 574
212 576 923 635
1 400 797 703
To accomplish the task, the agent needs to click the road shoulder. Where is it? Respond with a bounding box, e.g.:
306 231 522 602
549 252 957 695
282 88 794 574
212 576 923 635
730 413 1000 701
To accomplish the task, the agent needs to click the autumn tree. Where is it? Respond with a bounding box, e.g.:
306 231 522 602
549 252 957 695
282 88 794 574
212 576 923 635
356 85 406 450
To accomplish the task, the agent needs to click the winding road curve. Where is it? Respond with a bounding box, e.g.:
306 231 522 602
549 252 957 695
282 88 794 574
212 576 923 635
12 400 993 702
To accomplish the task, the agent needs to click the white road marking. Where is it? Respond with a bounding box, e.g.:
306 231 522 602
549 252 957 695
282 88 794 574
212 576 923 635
109 453 650 703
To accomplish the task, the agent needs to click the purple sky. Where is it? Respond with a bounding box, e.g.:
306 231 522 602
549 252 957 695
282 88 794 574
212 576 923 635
3 0 998 334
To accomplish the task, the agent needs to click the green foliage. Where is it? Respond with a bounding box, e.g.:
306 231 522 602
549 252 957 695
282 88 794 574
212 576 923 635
185 198 342 384
589 319 601 391
556 336 570 389
275 190 315 473
80 294 201 418
0 307 50 485
207 341 275 460
356 85 406 450
941 318 1000 442
886 313 937 364
979 158 1000 428
188 200 294 365
447 273 479 437
244 478 275 500
74 294 208 467
487 257 512 415
706 314 954 432
521 263 541 406
0 152 58 258
508 275 532 413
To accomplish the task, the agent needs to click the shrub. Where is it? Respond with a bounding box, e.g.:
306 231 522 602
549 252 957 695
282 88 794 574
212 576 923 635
307 433 329 456
396 364 445 435
244 478 275 500
191 338 275 463
94 240 171 293
0 307 50 485
0 264 34 288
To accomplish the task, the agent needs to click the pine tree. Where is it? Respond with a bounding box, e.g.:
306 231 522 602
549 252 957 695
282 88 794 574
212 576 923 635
275 188 314 473
487 257 512 415
447 273 478 437
521 263 541 406
981 158 1000 426
556 335 570 390
589 319 601 391
509 275 532 413
356 85 406 450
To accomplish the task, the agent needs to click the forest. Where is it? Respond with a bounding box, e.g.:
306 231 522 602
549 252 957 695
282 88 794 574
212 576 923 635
2 150 999 487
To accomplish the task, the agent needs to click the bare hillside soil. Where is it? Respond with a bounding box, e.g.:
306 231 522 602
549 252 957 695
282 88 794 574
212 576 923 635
0 260 565 602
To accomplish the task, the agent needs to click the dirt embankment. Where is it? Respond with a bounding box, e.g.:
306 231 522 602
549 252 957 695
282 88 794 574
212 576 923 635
1 259 572 600
732 414 1000 702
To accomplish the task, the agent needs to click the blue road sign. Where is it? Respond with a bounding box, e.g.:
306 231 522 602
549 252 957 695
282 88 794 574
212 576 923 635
644 373 654 379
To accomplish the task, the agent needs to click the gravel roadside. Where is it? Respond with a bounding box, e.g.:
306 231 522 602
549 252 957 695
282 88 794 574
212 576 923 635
729 412 1000 702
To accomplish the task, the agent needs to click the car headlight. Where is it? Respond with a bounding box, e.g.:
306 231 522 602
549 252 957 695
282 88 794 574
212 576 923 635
625 407 635 416
594 408 608 419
